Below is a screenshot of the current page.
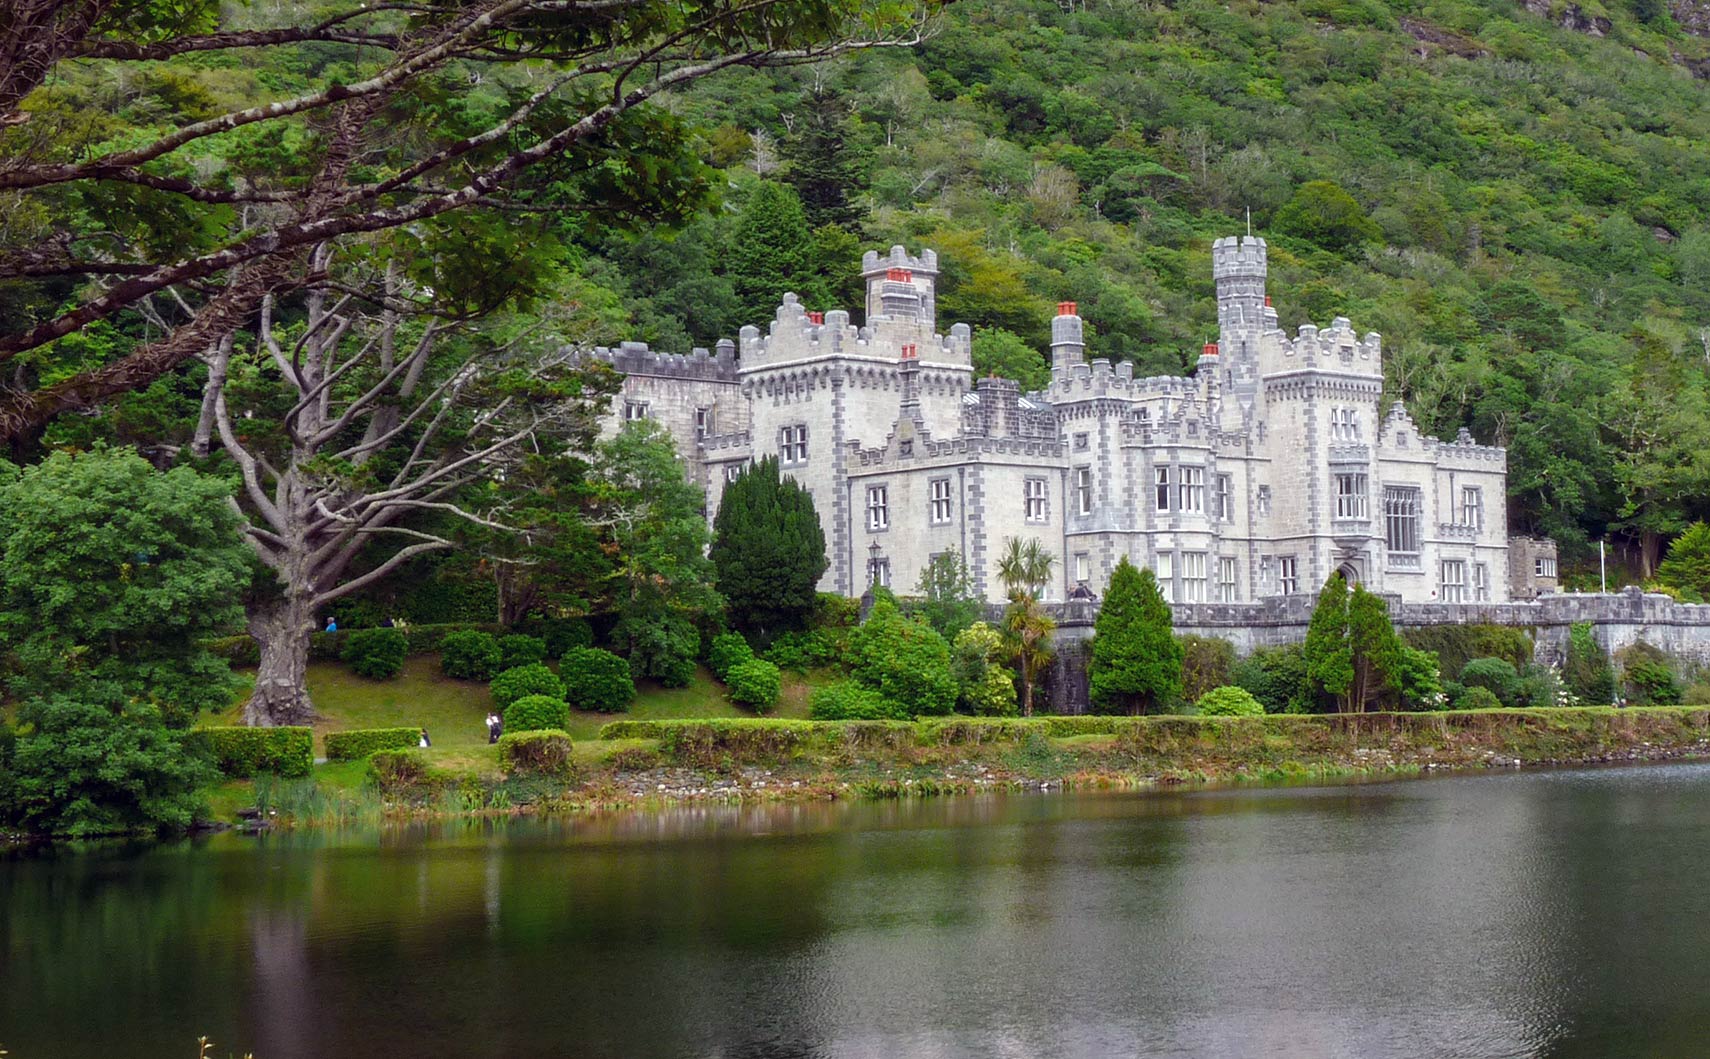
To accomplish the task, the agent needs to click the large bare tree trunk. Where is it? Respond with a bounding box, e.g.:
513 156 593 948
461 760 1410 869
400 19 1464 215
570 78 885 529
245 593 318 726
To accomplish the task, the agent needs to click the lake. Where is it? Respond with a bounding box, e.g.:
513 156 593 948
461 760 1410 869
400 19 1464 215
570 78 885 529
6 763 1710 1058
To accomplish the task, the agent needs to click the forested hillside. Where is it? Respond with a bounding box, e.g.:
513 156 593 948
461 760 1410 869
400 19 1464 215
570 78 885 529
8 0 1710 579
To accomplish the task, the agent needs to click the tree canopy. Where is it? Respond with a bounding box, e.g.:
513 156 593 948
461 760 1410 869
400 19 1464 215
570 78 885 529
709 456 828 638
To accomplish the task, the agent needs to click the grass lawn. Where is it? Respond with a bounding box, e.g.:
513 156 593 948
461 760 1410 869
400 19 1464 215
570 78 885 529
206 655 830 758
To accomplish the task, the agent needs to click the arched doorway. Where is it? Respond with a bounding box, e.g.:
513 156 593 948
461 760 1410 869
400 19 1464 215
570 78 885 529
1335 562 1361 586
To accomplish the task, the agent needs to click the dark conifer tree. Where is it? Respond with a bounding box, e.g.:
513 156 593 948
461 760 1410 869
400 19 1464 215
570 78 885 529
783 84 869 230
726 183 830 323
709 456 828 638
1088 557 1182 715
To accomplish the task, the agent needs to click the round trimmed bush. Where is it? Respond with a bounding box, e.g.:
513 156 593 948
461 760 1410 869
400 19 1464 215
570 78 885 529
561 647 635 713
503 694 570 733
726 658 782 713
342 627 409 680
1459 657 1521 706
809 680 906 721
1453 685 1503 711
440 630 503 681
498 633 547 671
1195 685 1265 717
498 729 573 775
707 632 755 681
489 663 565 711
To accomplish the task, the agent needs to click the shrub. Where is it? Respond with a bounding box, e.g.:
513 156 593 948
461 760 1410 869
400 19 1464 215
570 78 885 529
1564 622 1617 703
497 634 548 670
726 657 782 713
1625 659 1682 705
325 728 420 762
497 729 574 775
1402 625 1533 676
366 749 445 795
1389 646 1445 709
561 647 635 713
951 623 1018 716
1453 685 1503 711
1459 657 1522 706
342 627 409 680
1233 644 1315 714
528 617 593 657
651 653 699 688
763 629 837 673
1513 665 1561 709
849 600 957 717
504 694 570 733
13 702 215 836
1194 686 1265 717
1683 681 1710 706
812 592 862 630
1180 636 1237 703
809 680 907 720
489 663 565 711
189 725 314 778
439 630 503 681
707 632 756 681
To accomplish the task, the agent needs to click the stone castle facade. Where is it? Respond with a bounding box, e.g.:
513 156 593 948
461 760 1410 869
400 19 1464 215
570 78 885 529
594 237 1558 606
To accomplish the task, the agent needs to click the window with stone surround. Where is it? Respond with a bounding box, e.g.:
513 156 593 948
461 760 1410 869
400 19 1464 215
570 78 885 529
870 558 891 588
1384 486 1421 560
1535 556 1557 578
780 424 809 465
1183 552 1208 602
1074 553 1090 584
1215 474 1234 521
1154 467 1170 512
1155 552 1174 603
1179 466 1205 514
1460 486 1483 530
723 464 744 483
695 407 710 438
929 478 953 525
1024 477 1049 522
1217 557 1238 602
1440 560 1468 603
1075 466 1093 516
1278 556 1299 595
1474 563 1491 602
1334 473 1368 519
866 485 889 531
624 400 649 421
1330 407 1358 441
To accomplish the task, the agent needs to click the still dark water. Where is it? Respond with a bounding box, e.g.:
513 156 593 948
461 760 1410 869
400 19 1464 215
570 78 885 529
6 764 1710 1058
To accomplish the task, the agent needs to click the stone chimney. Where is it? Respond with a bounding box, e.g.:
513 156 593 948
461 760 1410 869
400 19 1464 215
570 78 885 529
1051 301 1085 371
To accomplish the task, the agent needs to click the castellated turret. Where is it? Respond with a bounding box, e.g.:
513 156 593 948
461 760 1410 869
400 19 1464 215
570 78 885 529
1211 235 1268 337
862 245 938 324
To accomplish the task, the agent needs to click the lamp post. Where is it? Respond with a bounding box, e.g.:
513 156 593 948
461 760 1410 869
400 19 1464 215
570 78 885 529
867 540 885 588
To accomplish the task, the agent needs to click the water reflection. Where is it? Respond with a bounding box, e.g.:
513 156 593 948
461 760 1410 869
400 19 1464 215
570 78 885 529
5 765 1710 1058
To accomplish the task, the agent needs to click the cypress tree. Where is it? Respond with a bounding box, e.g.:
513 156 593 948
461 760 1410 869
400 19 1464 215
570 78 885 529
1089 557 1183 715
1347 582 1400 713
1303 573 1353 711
726 182 829 323
709 456 827 638
782 85 869 230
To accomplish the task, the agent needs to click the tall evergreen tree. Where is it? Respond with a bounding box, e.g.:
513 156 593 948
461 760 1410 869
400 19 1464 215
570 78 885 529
1657 522 1710 601
1089 558 1182 715
783 84 870 229
1347 583 1400 713
709 456 828 638
1303 574 1353 712
726 183 831 323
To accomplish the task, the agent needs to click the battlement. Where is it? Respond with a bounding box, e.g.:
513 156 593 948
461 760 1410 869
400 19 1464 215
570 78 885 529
1210 235 1268 279
861 245 939 277
1269 317 1383 375
584 341 739 383
1048 357 1205 401
738 291 971 369
697 429 751 454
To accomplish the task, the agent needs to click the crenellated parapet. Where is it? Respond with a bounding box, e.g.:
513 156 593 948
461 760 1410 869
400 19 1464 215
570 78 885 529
583 340 739 382
1264 317 1383 379
737 292 972 370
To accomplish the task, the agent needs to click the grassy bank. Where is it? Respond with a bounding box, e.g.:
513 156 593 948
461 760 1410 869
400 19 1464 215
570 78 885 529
217 707 1710 827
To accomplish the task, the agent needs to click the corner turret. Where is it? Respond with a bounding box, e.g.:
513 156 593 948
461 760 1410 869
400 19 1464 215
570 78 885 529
862 246 938 325
1211 235 1268 338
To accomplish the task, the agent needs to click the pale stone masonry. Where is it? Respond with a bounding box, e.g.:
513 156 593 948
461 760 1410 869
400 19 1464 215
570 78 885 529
593 238 1554 605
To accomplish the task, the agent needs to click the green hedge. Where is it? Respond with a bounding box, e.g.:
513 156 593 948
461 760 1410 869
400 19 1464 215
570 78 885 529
206 623 506 667
188 726 313 778
497 729 574 775
366 748 449 795
325 727 420 762
597 718 917 763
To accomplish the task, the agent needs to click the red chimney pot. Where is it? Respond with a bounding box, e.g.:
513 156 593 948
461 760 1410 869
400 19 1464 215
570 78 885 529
1264 295 1272 307
900 343 918 359
806 311 824 324
887 268 912 283
1057 301 1078 316
1202 342 1220 358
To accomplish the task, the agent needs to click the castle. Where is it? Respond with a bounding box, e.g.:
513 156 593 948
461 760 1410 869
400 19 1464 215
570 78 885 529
594 237 1558 606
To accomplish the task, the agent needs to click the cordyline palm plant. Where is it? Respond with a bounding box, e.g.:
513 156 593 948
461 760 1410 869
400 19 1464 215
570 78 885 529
996 537 1056 717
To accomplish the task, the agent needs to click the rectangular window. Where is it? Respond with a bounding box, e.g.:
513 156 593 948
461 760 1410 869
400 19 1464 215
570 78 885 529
624 400 649 422
1076 467 1093 516
1334 473 1368 519
866 485 889 531
1074 553 1090 584
1474 563 1491 602
1182 552 1207 602
723 464 744 483
929 478 953 525
1461 486 1483 530
695 407 710 438
780 424 809 465
1215 474 1234 522
1257 486 1271 519
1155 552 1174 603
1154 467 1171 512
1535 556 1557 578
1441 560 1467 603
1179 466 1205 514
1384 486 1421 557
870 558 891 588
1024 477 1049 522
1279 556 1299 595
1217 557 1238 602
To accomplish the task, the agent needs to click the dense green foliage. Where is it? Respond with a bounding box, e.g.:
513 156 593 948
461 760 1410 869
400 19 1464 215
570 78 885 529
1304 575 1355 706
849 599 958 716
1401 625 1535 676
341 628 410 681
186 726 314 779
952 622 1020 716
710 456 828 638
1180 635 1237 704
914 550 983 640
10 702 214 836
0 448 248 723
497 730 575 775
1617 642 1683 705
489 664 567 711
725 658 783 713
1195 686 1266 717
809 680 906 720
560 648 636 713
1454 686 1505 711
1657 522 1710 601
763 629 840 672
1233 644 1316 714
1564 622 1618 703
708 633 757 681
324 728 422 763
504 695 573 734
439 631 505 682
497 635 549 671
1090 559 1182 714
1460 657 1523 705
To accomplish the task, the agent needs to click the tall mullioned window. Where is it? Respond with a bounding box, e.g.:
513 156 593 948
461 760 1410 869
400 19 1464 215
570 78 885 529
1215 474 1233 521
1535 556 1557 578
1182 552 1207 602
866 486 889 531
1474 563 1491 602
1460 486 1483 530
695 407 710 438
1154 467 1170 512
780 424 809 465
1334 473 1368 519
1440 560 1467 603
1217 557 1238 602
1278 556 1299 595
1155 552 1174 603
1024 477 1048 522
1076 467 1093 516
624 400 649 421
1384 486 1421 558
1179 467 1205 514
929 478 953 525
